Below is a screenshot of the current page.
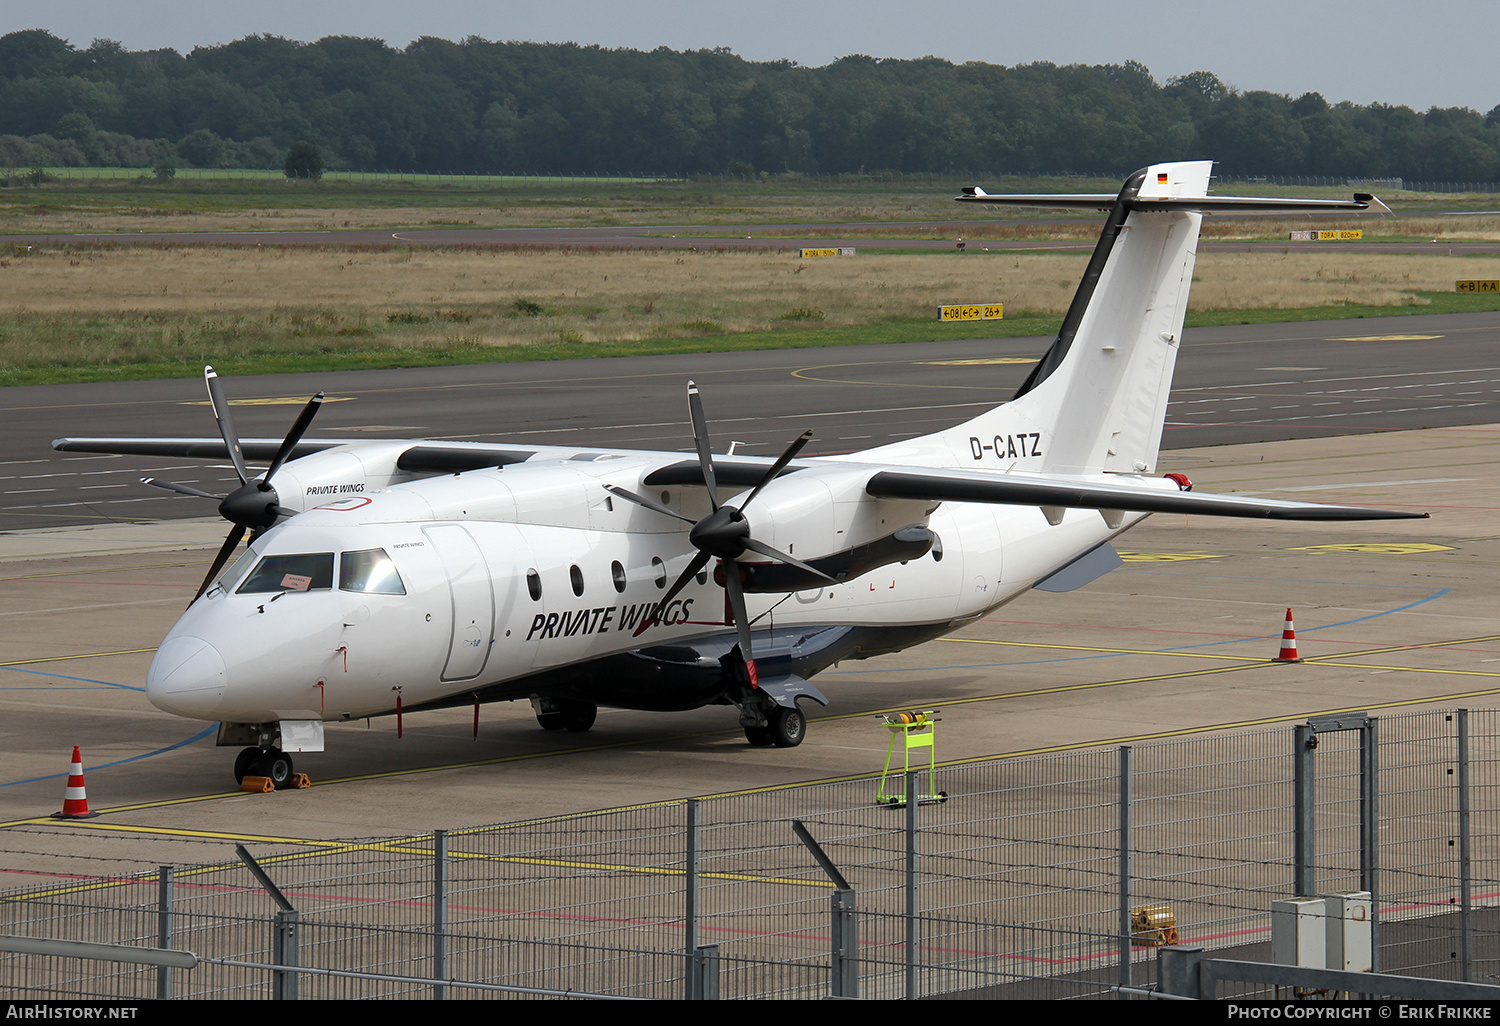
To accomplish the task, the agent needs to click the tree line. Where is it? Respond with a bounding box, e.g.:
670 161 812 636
0 28 1496 181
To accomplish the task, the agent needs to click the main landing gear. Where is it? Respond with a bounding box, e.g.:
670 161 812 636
742 704 806 748
233 746 296 789
531 697 597 733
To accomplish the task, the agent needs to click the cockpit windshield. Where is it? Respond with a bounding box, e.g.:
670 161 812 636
237 553 335 593
339 548 406 595
232 548 406 596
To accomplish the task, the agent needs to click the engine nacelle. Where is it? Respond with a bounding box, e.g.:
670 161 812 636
725 525 935 593
734 466 935 563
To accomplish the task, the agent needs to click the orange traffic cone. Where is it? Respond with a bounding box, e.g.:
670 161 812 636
53 746 100 819
1274 608 1303 663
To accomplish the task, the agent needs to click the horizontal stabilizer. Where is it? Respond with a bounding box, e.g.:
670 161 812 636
867 469 1427 521
957 187 1386 216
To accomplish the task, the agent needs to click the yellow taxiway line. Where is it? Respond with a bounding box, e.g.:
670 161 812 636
9 633 1498 848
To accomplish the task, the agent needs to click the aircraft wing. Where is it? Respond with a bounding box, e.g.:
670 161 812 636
51 437 352 461
865 468 1427 521
643 457 809 488
391 444 540 471
51 437 539 471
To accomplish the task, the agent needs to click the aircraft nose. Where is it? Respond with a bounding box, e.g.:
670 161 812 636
146 635 227 717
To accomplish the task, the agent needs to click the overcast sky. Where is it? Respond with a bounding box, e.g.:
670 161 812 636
1 0 1494 113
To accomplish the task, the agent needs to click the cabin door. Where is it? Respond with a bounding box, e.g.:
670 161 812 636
423 525 495 682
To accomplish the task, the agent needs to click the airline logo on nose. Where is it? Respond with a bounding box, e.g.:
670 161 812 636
314 496 372 511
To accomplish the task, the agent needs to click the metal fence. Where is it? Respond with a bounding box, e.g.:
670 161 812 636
3 707 1498 1000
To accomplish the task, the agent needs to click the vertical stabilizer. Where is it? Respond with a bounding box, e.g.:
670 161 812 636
942 160 1211 476
851 164 1378 478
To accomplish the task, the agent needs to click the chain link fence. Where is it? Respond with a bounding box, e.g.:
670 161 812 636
4 707 1498 999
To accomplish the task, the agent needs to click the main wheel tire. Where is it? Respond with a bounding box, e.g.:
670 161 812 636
744 725 774 747
770 706 806 748
536 712 566 731
561 701 597 733
233 747 262 785
251 749 294 790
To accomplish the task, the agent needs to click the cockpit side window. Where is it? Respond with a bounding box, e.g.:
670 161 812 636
339 548 407 595
237 553 335 594
217 547 260 593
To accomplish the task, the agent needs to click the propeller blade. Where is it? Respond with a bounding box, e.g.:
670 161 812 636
686 381 720 511
204 366 250 486
634 550 710 636
193 524 247 603
740 429 813 511
142 477 220 501
722 565 758 686
603 484 696 524
263 392 325 482
741 537 838 583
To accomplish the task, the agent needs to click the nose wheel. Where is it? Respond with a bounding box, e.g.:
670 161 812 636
234 746 295 789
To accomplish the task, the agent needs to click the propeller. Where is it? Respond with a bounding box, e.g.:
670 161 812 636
144 366 324 601
605 381 834 686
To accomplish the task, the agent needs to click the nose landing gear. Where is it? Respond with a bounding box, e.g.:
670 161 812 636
234 746 296 789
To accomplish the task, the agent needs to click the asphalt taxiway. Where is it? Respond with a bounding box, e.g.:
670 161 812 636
6 312 1500 531
0 420 1493 881
3 311 1498 878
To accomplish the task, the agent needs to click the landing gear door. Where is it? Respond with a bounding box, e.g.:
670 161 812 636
423 525 494 682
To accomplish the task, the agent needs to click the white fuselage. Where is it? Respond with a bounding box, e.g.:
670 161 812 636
145 444 1145 724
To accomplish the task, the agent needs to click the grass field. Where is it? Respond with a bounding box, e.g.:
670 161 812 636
0 174 1497 386
1 242 1498 387
0 173 1103 234
2 171 1495 235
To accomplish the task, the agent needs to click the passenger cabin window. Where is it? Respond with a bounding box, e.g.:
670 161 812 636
570 564 585 596
339 548 406 595
611 560 627 593
527 569 542 601
652 556 666 589
237 553 335 593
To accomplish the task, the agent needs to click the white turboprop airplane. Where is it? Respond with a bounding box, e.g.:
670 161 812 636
55 161 1421 787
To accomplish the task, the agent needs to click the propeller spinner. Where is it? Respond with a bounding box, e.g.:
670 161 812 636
605 381 834 686
144 366 324 601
